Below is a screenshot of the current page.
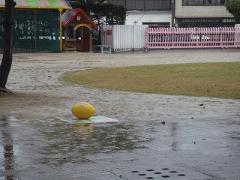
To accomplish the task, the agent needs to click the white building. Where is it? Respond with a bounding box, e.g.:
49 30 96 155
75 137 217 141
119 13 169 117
106 0 235 27
107 0 172 27
174 0 235 27
125 10 172 26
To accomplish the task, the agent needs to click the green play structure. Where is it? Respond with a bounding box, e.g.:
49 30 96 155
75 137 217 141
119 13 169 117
0 0 71 52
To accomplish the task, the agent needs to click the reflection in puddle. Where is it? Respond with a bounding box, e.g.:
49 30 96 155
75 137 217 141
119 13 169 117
35 118 149 166
0 115 153 168
72 124 94 138
0 116 15 180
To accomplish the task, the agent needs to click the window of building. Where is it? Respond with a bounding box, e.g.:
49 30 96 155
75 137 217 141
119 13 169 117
107 0 126 7
177 18 235 27
142 22 170 27
127 0 145 10
107 0 171 10
182 0 226 6
145 0 171 10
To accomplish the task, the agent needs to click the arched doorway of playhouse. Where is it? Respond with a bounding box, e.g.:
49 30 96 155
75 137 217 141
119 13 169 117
74 24 93 52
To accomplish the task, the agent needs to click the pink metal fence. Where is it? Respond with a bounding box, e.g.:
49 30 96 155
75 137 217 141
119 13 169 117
145 27 240 50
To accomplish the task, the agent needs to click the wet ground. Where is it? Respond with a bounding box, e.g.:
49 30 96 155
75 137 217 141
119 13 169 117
0 49 240 180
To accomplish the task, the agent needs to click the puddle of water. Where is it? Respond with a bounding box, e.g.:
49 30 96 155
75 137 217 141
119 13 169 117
3 115 150 167
1 109 240 179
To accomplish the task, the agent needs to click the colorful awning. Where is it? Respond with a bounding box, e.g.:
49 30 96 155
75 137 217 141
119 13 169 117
0 0 71 9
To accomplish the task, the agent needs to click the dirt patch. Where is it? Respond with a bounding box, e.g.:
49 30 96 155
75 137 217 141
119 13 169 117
0 92 69 118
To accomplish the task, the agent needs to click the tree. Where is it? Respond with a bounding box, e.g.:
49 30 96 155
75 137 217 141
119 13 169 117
226 0 240 23
67 0 106 9
68 0 126 25
0 116 14 179
0 0 16 91
90 3 126 45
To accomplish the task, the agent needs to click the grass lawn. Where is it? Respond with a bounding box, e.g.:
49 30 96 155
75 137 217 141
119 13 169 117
63 62 240 99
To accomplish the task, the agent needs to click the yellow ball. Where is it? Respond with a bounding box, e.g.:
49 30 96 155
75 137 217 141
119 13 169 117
71 102 95 120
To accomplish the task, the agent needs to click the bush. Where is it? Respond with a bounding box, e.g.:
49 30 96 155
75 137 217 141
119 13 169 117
226 0 240 23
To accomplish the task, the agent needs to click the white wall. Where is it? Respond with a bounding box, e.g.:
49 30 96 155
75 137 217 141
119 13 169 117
112 25 147 51
175 0 233 18
125 11 172 26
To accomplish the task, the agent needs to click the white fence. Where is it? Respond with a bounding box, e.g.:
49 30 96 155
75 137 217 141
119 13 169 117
101 25 146 52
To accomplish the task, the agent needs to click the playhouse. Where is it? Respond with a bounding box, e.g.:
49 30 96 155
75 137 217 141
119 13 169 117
0 0 71 52
62 8 96 52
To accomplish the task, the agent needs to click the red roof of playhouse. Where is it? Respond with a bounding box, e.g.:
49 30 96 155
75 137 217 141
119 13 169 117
62 8 96 29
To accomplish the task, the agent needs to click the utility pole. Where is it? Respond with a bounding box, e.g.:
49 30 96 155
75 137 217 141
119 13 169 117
171 0 176 27
0 0 16 90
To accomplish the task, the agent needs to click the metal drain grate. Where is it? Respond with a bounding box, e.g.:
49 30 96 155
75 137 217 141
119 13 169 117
132 168 185 179
112 165 211 180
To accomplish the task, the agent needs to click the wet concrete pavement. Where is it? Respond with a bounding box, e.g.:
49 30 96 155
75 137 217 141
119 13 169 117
0 49 240 179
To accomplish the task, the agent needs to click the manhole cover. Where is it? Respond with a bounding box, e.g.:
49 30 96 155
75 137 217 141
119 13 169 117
112 165 212 180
